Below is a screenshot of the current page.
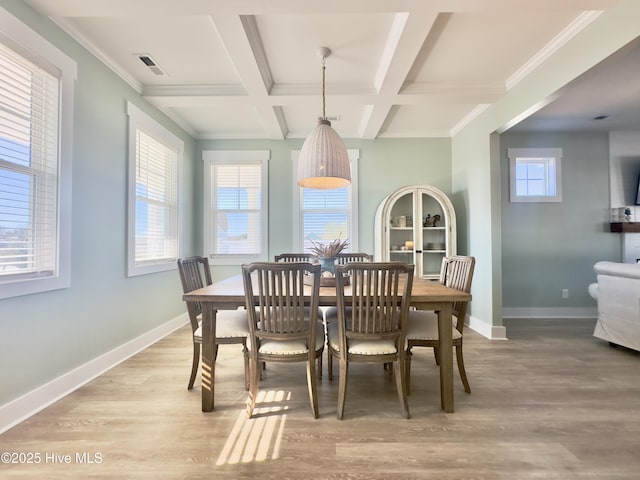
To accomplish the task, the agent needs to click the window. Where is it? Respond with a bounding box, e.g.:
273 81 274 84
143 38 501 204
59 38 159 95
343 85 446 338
203 150 269 265
0 9 76 299
127 102 183 277
292 149 359 251
508 148 562 202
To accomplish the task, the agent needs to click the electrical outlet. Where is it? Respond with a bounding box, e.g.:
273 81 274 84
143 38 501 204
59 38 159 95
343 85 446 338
562 289 569 299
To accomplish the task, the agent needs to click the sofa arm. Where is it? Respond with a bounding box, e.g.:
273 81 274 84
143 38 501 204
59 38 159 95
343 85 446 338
593 261 640 280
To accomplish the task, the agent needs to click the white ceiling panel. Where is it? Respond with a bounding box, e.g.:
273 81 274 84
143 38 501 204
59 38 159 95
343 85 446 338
172 105 267 139
409 11 583 84
63 16 240 86
282 104 367 139
380 104 479 138
256 13 393 85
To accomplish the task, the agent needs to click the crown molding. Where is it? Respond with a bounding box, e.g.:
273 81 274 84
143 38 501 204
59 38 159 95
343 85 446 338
50 16 143 93
506 10 603 90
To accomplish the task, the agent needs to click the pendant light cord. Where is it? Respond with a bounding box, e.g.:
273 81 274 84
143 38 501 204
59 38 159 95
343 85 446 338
321 55 326 119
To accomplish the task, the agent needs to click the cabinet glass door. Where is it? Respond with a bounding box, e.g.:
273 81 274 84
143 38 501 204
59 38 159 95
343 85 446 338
387 192 415 265
420 191 446 278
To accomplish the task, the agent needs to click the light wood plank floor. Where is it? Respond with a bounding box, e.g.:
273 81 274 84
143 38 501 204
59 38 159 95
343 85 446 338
1 318 639 479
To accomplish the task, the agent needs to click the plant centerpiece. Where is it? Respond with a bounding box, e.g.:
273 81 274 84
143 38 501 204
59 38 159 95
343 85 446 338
310 238 349 276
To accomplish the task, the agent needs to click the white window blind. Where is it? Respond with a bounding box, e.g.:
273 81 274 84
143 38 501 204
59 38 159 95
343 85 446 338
292 149 359 252
127 102 182 276
212 164 261 255
203 150 269 265
301 187 350 251
0 41 59 281
134 130 179 264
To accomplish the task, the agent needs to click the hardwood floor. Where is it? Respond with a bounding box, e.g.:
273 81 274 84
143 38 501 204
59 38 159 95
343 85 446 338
1 318 639 479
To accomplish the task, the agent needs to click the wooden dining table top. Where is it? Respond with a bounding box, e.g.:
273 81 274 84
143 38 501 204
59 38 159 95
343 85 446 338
183 273 471 307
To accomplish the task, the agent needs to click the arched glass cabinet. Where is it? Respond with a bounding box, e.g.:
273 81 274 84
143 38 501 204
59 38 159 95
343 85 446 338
374 184 457 280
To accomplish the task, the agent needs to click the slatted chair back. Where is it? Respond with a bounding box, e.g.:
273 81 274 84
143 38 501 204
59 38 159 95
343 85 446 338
335 262 414 347
439 256 475 331
335 253 373 264
274 253 316 263
177 256 212 332
244 262 320 343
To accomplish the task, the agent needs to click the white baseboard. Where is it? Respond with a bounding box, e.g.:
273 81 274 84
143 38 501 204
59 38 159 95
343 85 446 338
432 306 597 341
466 315 508 340
464 307 597 341
0 314 188 435
502 307 597 319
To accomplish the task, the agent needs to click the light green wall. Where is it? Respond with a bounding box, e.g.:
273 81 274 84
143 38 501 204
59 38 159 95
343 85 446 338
197 138 453 281
452 0 640 332
0 1 196 405
451 127 500 328
500 132 618 308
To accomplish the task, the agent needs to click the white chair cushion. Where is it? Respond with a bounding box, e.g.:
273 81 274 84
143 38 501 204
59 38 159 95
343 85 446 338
248 324 325 355
327 322 397 355
194 309 249 340
406 310 461 341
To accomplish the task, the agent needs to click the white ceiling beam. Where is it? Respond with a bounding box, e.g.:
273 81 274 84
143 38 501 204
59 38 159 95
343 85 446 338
208 14 286 139
143 82 504 109
359 11 439 139
144 89 503 109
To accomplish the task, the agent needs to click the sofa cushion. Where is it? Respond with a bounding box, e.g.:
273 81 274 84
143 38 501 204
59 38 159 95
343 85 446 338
594 261 640 280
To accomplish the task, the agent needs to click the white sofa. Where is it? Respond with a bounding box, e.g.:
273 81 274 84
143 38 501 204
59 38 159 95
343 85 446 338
588 261 640 352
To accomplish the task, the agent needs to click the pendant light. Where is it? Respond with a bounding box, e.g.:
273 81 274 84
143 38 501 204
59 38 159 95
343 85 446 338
297 47 351 190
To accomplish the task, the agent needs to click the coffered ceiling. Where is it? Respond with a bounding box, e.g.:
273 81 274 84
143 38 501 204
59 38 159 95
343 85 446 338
23 0 631 139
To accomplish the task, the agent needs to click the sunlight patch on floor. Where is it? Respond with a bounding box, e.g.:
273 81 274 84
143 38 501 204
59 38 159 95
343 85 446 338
216 390 290 465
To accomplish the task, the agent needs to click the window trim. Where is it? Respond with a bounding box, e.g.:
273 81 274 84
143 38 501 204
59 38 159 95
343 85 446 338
291 149 359 251
0 8 76 299
126 102 183 277
508 147 563 203
203 150 269 266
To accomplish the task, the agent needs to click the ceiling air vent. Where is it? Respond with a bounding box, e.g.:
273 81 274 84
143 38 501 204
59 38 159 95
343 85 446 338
135 54 167 76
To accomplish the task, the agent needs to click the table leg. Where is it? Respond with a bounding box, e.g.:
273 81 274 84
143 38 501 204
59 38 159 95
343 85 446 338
201 304 217 412
437 303 454 413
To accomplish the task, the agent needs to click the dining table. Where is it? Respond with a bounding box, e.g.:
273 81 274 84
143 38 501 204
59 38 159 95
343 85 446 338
182 273 471 414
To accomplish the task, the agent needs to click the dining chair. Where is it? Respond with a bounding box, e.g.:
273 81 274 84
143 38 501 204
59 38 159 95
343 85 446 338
177 256 250 391
327 261 414 419
242 261 324 419
404 255 475 394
